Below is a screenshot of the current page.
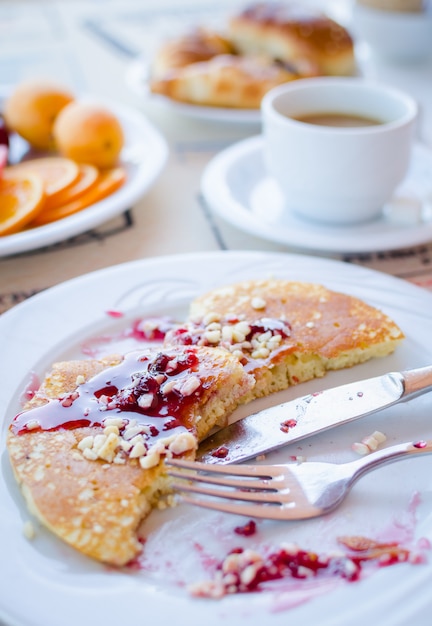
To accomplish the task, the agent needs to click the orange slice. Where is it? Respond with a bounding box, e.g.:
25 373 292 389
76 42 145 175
5 157 80 202
0 172 45 235
43 163 100 211
32 166 127 226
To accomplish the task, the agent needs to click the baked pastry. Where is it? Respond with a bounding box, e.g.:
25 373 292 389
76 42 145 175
228 3 356 76
151 26 235 79
7 346 254 566
148 3 355 109
356 0 425 11
150 53 308 109
165 279 404 401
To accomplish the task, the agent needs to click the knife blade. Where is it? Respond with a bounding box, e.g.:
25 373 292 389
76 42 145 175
197 364 432 464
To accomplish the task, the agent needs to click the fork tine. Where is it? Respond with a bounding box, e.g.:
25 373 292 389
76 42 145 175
167 468 276 491
166 457 280 478
165 458 324 520
177 493 312 520
170 480 286 503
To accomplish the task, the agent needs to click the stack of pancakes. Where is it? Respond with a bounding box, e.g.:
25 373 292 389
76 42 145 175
7 279 404 566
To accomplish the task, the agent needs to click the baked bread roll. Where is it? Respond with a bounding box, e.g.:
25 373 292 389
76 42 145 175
148 3 356 108
165 279 404 401
228 2 356 76
150 53 311 109
356 0 425 11
7 346 254 565
151 26 235 79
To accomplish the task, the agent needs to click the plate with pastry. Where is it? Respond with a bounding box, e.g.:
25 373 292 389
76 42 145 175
0 83 168 257
1 249 432 626
129 2 358 123
201 134 432 253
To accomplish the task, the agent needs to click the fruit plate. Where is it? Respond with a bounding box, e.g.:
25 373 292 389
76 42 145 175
0 91 168 257
1 250 432 626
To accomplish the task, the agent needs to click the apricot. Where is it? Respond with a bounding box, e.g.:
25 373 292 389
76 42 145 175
3 79 74 151
53 102 124 169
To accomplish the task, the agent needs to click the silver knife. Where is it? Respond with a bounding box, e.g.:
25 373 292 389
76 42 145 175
197 364 432 464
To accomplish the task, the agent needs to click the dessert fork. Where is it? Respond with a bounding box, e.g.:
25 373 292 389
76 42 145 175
166 439 432 520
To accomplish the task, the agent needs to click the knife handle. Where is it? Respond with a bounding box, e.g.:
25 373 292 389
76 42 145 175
401 364 432 398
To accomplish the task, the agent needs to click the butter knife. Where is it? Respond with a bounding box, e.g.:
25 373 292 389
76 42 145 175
197 365 432 464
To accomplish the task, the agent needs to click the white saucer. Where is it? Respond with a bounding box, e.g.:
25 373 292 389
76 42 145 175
201 135 432 253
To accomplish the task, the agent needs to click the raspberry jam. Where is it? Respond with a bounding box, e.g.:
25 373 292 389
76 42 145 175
195 536 419 597
11 348 209 438
128 317 177 342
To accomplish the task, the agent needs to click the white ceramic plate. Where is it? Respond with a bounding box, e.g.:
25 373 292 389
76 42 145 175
126 58 261 124
0 96 168 257
1 250 432 626
201 135 432 253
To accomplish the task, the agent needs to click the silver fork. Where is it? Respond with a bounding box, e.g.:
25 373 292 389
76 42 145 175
166 439 432 520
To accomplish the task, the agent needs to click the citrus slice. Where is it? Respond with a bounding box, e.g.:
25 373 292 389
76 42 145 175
0 171 45 235
32 166 127 226
42 163 100 211
5 157 80 200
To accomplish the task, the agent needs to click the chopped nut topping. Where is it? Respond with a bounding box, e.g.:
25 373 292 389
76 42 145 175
174 375 201 396
137 393 154 409
76 413 197 467
23 520 36 540
352 430 387 456
129 441 146 458
251 297 266 310
168 313 291 364
103 417 124 428
251 347 270 359
103 425 119 436
168 432 197 455
77 436 94 450
203 312 221 325
204 329 222 344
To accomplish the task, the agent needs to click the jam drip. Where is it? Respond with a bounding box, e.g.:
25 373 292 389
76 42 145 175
129 317 177 342
11 348 206 439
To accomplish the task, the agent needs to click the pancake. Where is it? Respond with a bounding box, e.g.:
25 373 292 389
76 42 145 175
164 279 404 401
7 279 404 566
7 346 254 566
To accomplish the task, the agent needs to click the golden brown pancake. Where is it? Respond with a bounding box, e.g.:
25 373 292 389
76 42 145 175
165 279 404 401
7 279 404 566
7 346 254 566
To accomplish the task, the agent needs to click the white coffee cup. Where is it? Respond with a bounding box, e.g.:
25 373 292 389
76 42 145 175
261 77 418 225
353 2 432 62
